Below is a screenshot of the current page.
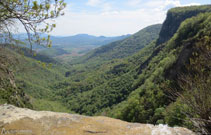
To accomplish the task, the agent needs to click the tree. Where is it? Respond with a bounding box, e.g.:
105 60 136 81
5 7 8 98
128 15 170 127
171 36 211 134
0 0 66 50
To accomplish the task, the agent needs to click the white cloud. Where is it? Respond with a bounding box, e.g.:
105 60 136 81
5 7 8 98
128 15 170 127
127 0 142 7
165 0 181 7
141 0 181 11
102 3 112 12
128 0 200 11
50 0 201 36
86 0 113 12
182 3 201 6
86 0 102 7
51 8 165 36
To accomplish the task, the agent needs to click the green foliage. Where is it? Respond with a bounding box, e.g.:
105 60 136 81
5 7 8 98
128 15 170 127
0 47 32 108
0 45 69 111
1 5 210 133
32 98 71 113
52 39 158 116
50 12 211 128
170 18 211 133
109 12 211 130
0 81 31 108
67 73 134 115
72 24 162 65
164 101 192 128
0 0 66 48
157 5 211 45
38 48 69 58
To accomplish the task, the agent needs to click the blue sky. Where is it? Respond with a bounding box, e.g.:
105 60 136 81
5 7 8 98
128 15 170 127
50 0 211 36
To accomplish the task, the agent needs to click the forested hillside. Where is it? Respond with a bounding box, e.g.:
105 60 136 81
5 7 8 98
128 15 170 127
157 5 211 45
111 11 211 127
0 45 70 112
0 47 32 108
0 4 210 134
47 24 162 116
72 24 162 64
0 24 161 113
51 5 211 133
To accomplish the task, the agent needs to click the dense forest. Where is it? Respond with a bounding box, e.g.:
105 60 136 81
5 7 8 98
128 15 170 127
0 4 210 134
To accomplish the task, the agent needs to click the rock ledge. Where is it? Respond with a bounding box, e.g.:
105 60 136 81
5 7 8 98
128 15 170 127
0 104 194 135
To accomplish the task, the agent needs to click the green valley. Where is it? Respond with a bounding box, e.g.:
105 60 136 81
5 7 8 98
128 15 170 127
0 3 211 134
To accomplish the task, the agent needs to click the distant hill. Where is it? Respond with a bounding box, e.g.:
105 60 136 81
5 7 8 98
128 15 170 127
72 24 162 64
51 34 131 47
35 34 130 61
14 33 130 48
51 5 211 133
1 4 211 134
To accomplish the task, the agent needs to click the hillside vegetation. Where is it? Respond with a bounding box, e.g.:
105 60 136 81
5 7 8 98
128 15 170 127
156 5 211 45
72 24 162 64
37 34 130 62
0 4 210 134
51 5 211 133
0 47 32 108
0 45 70 112
111 11 211 127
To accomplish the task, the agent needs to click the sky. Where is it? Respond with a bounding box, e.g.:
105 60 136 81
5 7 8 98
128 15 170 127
49 0 211 36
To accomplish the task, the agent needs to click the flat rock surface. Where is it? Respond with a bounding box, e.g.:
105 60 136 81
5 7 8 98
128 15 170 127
0 104 195 135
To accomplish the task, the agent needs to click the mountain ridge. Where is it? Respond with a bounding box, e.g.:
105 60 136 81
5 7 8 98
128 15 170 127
51 34 131 47
50 5 211 133
156 5 211 45
71 24 162 64
0 4 210 134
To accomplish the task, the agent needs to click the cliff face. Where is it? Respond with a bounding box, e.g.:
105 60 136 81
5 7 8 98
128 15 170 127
0 104 194 135
156 5 211 45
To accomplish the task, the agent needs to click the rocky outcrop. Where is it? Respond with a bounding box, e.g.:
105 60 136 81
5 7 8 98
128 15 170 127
0 104 195 135
156 5 211 45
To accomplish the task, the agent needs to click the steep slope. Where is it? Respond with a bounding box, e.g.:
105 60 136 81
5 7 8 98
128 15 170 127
72 24 162 64
0 45 69 112
1 4 210 134
0 47 32 108
51 24 162 115
109 8 211 132
53 5 211 133
53 42 156 115
0 104 195 135
156 5 211 45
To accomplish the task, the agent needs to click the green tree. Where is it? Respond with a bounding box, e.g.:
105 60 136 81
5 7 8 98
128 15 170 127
0 0 66 49
171 36 211 134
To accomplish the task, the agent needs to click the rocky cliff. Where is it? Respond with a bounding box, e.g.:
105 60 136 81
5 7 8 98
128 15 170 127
156 5 211 45
0 104 194 135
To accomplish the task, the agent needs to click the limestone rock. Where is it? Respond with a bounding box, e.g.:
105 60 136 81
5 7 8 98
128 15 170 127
0 104 195 135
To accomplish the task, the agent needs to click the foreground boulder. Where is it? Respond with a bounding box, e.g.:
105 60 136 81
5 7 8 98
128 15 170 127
0 104 194 135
